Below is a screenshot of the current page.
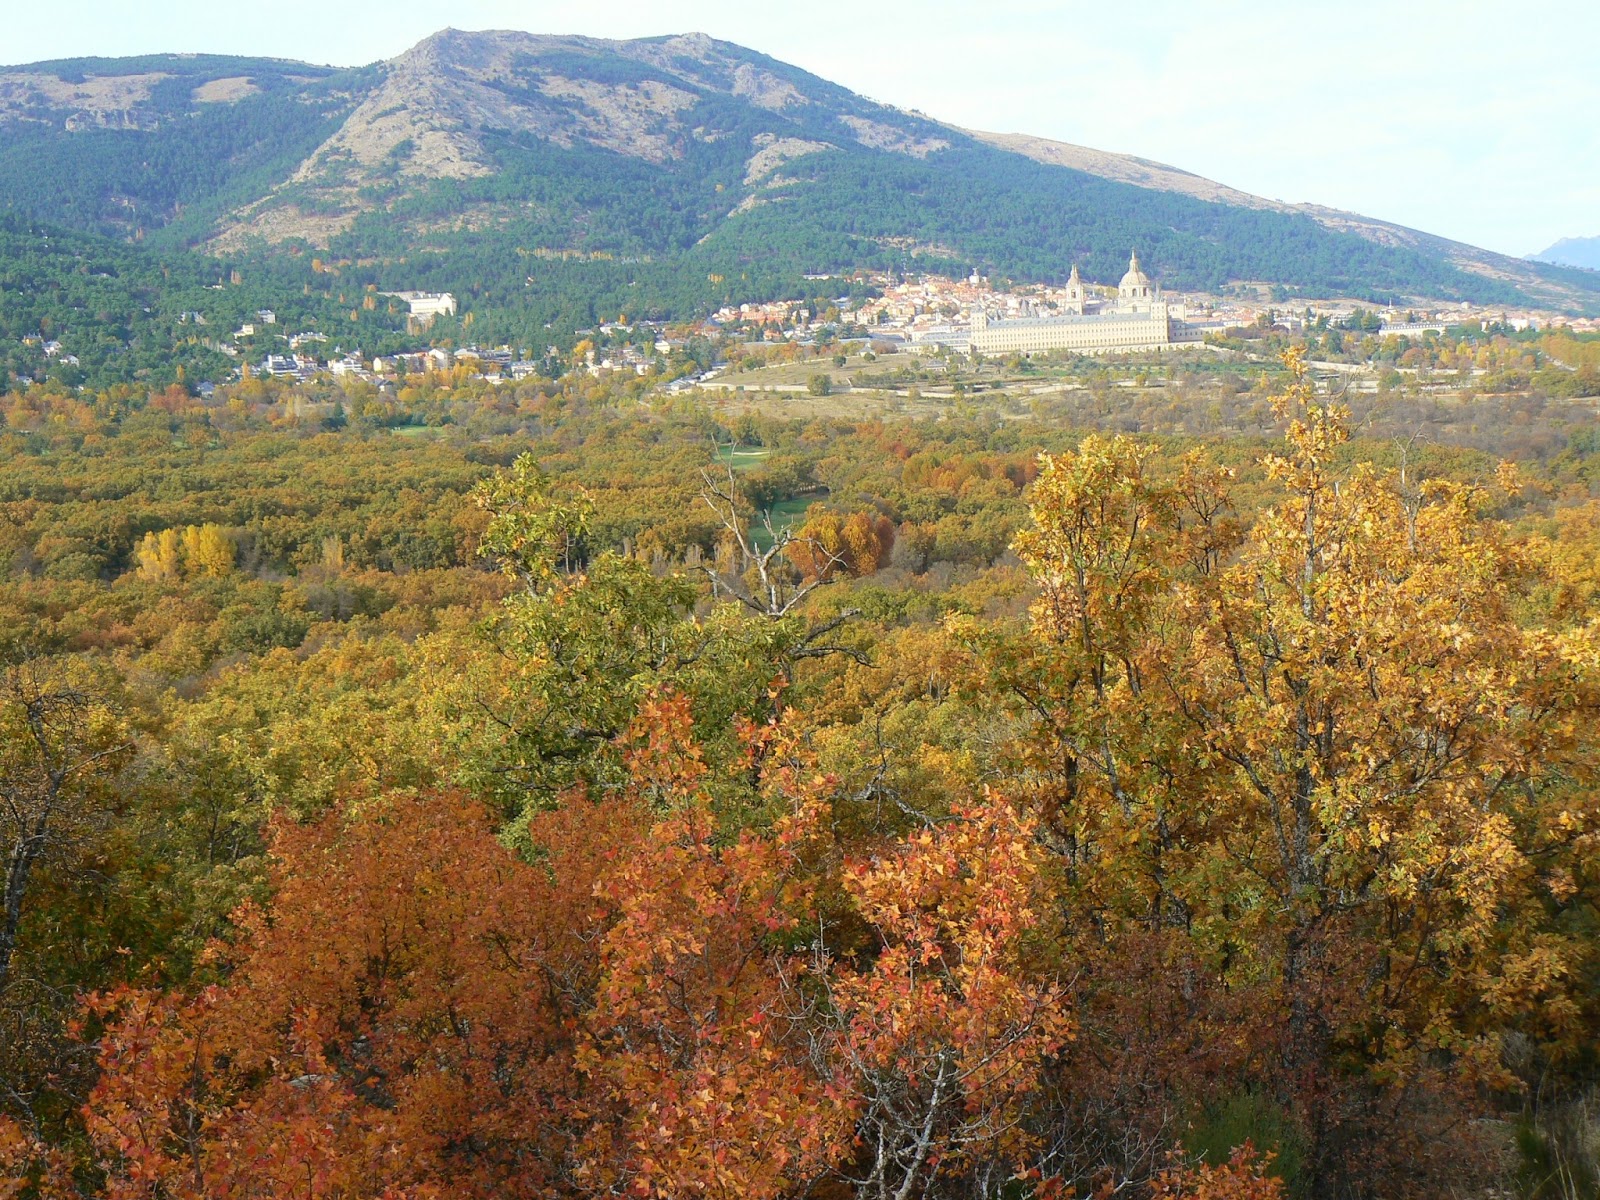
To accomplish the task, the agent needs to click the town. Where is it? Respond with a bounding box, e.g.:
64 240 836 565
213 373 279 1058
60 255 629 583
21 255 1580 401
59 256 1587 406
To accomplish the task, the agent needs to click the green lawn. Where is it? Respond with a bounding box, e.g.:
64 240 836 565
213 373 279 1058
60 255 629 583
749 496 812 551
715 444 772 471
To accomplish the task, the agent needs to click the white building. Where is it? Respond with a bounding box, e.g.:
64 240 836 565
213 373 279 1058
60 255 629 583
910 323 971 352
970 251 1194 356
1378 322 1448 339
381 291 459 324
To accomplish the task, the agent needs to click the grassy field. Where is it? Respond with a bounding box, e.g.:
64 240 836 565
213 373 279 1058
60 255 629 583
714 445 772 471
749 496 813 551
691 345 1242 420
709 445 811 548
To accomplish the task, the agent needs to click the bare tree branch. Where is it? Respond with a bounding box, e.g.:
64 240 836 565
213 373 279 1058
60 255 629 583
696 464 865 670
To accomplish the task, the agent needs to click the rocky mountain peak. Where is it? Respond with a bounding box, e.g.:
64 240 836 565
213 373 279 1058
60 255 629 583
2 29 1587 310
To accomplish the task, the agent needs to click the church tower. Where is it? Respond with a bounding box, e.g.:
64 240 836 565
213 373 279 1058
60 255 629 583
1118 249 1154 305
1065 263 1086 314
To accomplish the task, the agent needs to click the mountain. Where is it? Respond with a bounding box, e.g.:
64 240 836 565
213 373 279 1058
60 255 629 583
1 29 1597 317
1532 236 1600 272
0 53 370 245
971 130 1599 311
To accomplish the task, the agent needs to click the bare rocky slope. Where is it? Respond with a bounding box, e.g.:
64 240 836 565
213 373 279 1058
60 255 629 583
0 29 1595 312
209 29 957 251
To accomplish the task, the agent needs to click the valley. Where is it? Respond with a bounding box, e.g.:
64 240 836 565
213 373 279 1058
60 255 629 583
3 19 1600 1200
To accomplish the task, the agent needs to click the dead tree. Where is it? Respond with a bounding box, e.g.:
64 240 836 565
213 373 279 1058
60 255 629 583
696 464 864 664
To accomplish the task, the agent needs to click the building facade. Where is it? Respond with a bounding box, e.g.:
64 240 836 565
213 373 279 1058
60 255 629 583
379 291 459 324
970 251 1192 356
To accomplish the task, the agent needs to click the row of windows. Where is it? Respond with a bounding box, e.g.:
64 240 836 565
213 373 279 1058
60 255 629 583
972 319 1173 355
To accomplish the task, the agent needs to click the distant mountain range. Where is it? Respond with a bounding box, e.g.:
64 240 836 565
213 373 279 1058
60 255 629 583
1531 236 1600 273
1 29 1597 317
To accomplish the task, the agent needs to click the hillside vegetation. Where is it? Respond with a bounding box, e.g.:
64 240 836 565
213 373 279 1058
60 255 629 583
2 352 1600 1199
4 29 1600 1200
1 30 1596 316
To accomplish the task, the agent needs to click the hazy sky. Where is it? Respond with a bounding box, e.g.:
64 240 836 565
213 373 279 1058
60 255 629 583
7 1 1596 257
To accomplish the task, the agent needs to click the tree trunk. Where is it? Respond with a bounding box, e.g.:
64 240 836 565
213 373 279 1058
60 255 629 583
0 813 49 990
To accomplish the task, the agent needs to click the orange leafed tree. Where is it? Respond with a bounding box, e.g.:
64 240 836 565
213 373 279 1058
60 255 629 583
573 693 849 1200
984 346 1600 1195
53 789 633 1200
824 794 1074 1199
1152 1146 1285 1200
23 698 853 1200
787 509 896 580
9 687 1109 1200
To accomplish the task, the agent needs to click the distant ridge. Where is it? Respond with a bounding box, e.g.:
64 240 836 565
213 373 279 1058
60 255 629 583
1531 236 1600 272
0 28 1597 314
969 129 1597 311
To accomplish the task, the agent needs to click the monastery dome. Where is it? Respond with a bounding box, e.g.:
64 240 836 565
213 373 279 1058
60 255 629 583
1119 250 1152 295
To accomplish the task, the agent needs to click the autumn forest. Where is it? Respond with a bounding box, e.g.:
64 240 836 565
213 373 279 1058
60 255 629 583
2 344 1600 1200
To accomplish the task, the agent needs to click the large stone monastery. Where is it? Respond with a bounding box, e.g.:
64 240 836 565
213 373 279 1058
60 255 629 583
969 251 1199 356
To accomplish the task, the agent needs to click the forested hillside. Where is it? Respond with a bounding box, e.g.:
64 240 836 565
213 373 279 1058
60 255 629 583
1 31 1596 315
0 55 366 244
0 217 438 389
0 213 857 391
3 350 1600 1199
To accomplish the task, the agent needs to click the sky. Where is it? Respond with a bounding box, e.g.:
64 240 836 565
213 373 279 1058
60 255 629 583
5 1 1596 257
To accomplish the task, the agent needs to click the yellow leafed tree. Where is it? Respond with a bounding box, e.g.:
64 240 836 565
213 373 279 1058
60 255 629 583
988 346 1600 1192
180 524 235 577
134 529 183 582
